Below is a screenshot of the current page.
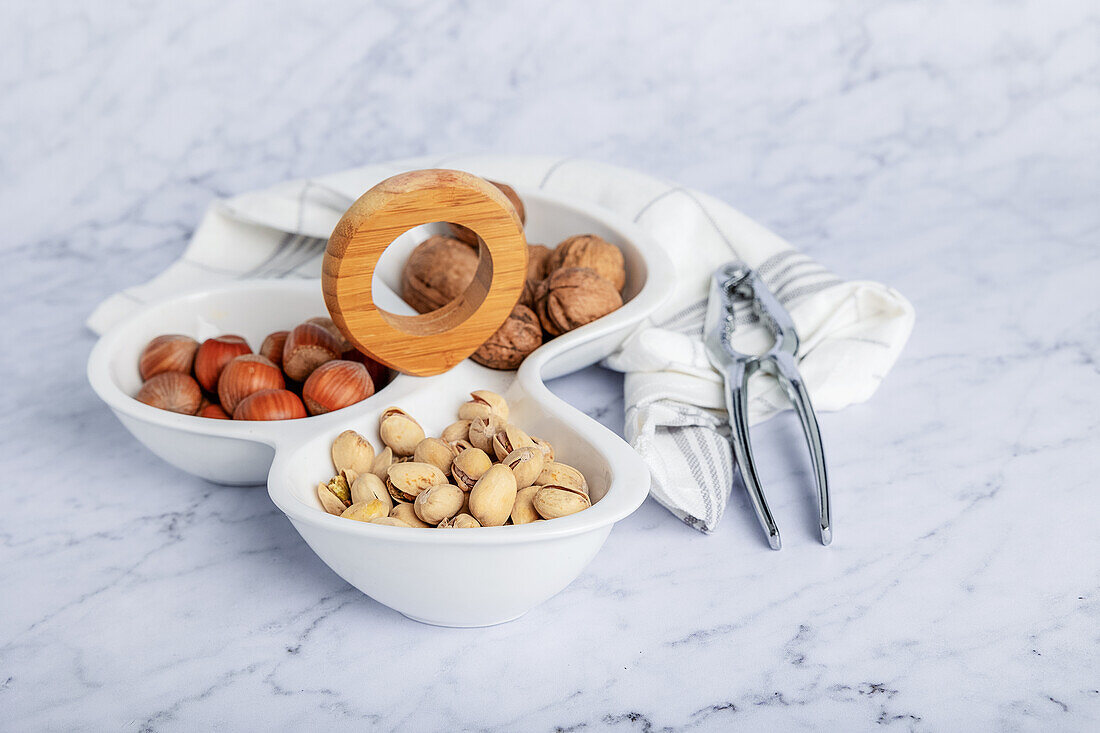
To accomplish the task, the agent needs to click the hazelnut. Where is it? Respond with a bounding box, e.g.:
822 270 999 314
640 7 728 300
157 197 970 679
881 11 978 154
341 348 390 391
306 316 352 354
400 235 479 314
139 334 198 380
535 267 623 336
217 354 285 415
136 372 202 415
233 389 307 420
282 323 341 381
198 402 230 419
471 304 543 370
549 234 626 291
194 335 251 392
302 360 374 416
447 181 526 245
259 331 289 368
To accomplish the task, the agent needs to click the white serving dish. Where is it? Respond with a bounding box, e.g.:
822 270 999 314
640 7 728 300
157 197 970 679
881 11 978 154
88 189 673 625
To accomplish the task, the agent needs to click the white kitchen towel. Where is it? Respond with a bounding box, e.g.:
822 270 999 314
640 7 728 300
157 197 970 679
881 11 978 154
88 154 914 533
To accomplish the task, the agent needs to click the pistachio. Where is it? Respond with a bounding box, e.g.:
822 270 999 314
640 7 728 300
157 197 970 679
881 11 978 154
379 413 425 456
341 499 389 522
533 485 591 519
536 461 588 494
414 483 465 524
369 516 412 527
458 390 509 422
451 447 493 491
386 462 449 502
469 415 504 453
492 423 535 461
350 473 393 513
379 406 414 422
448 513 481 529
510 486 541 524
370 446 395 479
317 482 347 515
331 430 375 475
441 419 471 443
413 437 455 474
503 446 545 488
531 436 555 462
469 464 518 527
390 502 432 528
324 473 352 506
449 438 474 454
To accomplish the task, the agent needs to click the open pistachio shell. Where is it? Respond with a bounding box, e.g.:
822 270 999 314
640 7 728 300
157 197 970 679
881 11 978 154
386 462 449 502
350 473 393 513
331 430 375 475
414 483 465 524
533 485 591 519
469 464 518 527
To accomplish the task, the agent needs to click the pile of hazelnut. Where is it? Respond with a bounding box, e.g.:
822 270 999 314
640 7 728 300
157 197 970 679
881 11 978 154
135 317 390 420
318 390 592 528
401 181 627 370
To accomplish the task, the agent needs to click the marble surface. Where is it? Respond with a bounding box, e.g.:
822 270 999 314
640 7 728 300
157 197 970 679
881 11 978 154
2 1 1098 730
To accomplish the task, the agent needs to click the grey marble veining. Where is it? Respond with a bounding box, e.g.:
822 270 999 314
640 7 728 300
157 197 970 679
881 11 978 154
2 1 1098 730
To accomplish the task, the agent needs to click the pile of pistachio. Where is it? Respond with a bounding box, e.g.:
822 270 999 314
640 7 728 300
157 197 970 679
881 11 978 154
316 390 592 528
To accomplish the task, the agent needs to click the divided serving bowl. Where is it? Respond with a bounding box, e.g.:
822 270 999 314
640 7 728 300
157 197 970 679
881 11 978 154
87 188 673 625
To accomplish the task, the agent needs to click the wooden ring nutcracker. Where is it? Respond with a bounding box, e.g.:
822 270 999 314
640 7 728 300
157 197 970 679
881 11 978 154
322 169 528 377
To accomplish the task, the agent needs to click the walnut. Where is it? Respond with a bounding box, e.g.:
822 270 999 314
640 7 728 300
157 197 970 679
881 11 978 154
527 243 551 281
518 244 552 308
471 304 543 370
401 235 479 313
534 267 623 336
549 234 626 292
447 181 526 246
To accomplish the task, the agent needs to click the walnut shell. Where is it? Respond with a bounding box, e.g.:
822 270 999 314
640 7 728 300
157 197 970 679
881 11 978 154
518 244 552 308
527 243 551 281
447 181 526 245
535 267 623 336
401 235 479 314
471 304 543 370
549 234 626 292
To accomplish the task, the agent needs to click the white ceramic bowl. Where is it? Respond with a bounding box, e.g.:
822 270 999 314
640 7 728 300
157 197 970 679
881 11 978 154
88 189 674 625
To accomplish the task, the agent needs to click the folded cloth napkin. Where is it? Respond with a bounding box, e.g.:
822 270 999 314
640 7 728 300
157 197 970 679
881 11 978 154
89 154 914 533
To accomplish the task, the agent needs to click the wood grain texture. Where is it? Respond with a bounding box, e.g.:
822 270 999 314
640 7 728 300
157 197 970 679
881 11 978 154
323 169 528 376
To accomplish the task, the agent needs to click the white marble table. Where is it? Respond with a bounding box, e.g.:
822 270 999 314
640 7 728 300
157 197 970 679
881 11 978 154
2 1 1098 730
